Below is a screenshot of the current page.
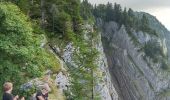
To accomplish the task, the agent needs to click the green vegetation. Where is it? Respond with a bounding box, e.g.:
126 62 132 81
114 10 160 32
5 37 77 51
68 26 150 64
80 0 94 21
158 89 170 97
143 40 163 63
64 30 100 99
0 0 100 99
0 2 60 97
0 0 166 99
93 2 167 70
93 3 158 41
138 15 158 36
141 40 168 65
141 40 169 70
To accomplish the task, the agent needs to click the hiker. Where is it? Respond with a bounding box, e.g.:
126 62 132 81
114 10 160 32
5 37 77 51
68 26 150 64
3 82 25 100
36 84 50 100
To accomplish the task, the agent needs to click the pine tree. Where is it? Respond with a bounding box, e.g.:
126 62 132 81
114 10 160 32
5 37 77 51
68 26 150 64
105 2 114 22
113 3 122 24
80 0 93 20
141 14 149 30
0 3 60 97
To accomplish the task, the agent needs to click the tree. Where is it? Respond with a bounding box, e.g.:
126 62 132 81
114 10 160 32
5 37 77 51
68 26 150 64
127 8 135 27
139 14 158 36
143 40 163 63
113 3 122 24
65 0 82 33
80 0 93 20
141 14 149 30
105 2 114 22
93 4 106 19
122 8 128 26
0 3 60 97
66 32 99 100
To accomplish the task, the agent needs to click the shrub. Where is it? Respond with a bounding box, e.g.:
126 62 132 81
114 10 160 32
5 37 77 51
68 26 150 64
0 3 60 97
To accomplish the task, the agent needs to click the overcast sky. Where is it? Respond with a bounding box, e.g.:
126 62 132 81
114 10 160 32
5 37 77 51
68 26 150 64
88 0 170 30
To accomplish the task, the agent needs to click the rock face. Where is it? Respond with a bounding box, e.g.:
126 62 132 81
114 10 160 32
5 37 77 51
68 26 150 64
56 72 69 92
98 16 170 100
59 23 119 100
94 30 118 100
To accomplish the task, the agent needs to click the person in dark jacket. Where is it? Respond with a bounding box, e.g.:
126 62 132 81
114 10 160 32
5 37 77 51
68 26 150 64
36 84 50 100
2 82 25 100
3 82 18 100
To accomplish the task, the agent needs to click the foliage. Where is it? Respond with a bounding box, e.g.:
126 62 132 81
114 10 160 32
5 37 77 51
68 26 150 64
0 3 60 97
5 0 82 37
137 15 158 36
142 40 163 62
80 0 94 21
5 0 100 99
93 3 158 37
1 0 159 99
19 85 37 99
47 11 72 37
66 31 100 99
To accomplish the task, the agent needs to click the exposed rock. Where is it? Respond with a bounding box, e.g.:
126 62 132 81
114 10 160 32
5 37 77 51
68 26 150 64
58 23 119 100
55 72 69 92
95 32 118 100
62 43 75 63
100 20 170 100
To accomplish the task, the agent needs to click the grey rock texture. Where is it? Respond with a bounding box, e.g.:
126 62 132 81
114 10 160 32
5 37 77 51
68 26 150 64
94 31 118 100
59 23 119 100
135 12 170 61
98 18 170 100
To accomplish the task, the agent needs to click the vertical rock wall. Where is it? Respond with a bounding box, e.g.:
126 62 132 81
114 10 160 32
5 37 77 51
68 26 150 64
100 21 170 100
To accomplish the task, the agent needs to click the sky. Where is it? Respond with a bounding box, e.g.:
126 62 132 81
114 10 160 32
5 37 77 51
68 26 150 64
88 0 170 30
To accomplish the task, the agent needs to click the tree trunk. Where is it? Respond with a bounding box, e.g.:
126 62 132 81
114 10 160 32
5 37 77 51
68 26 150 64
91 69 94 100
41 0 45 28
31 0 34 5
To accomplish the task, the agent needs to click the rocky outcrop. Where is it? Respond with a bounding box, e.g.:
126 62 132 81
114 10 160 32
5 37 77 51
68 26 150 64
94 30 118 100
57 23 119 100
99 19 170 100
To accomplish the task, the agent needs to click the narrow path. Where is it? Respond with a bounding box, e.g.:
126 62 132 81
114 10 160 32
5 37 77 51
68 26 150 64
49 89 65 100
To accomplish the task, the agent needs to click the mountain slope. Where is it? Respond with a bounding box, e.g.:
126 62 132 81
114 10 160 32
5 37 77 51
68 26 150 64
97 12 170 100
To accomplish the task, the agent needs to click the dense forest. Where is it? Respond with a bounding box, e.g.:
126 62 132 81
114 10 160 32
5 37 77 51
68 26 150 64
0 0 98 99
0 0 162 99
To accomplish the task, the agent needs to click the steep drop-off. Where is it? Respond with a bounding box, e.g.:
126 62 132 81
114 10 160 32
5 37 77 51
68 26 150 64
97 13 170 100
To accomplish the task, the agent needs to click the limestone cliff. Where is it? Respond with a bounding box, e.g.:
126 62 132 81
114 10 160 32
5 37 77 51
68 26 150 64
48 23 119 100
97 12 170 100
